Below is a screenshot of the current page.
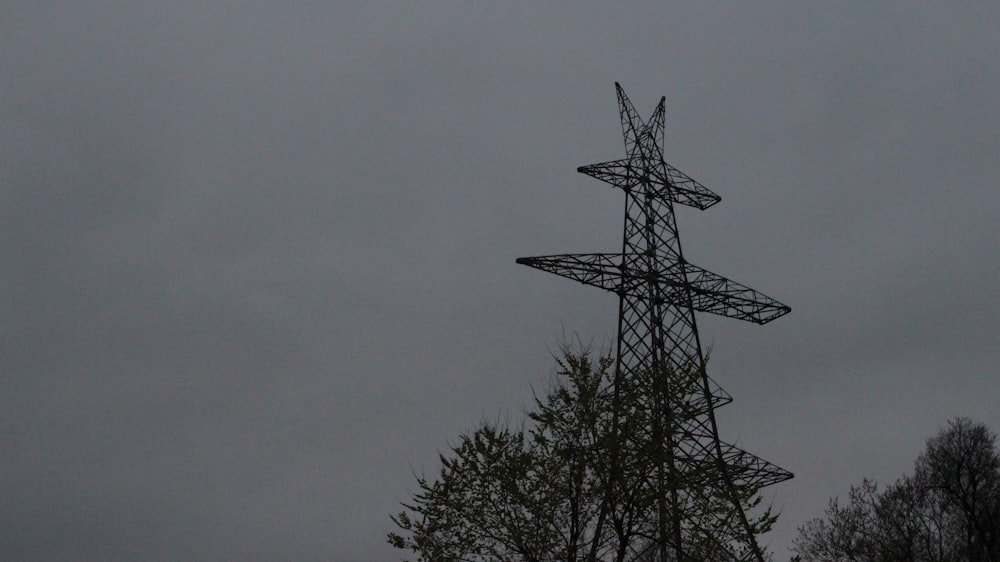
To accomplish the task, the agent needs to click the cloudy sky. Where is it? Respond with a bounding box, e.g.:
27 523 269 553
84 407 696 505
3 3 998 560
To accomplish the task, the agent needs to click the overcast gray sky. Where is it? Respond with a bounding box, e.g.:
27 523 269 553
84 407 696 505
3 3 999 560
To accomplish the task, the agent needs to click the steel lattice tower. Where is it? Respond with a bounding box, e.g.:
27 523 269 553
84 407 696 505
517 84 792 561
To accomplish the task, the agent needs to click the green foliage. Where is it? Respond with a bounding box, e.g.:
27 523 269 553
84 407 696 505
792 418 1000 562
389 349 778 562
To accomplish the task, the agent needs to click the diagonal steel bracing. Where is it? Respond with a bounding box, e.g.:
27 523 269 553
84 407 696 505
517 83 792 562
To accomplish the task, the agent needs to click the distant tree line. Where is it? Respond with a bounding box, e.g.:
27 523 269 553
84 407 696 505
793 418 1000 562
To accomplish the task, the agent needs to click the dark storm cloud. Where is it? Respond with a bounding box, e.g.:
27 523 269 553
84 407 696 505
2 2 998 559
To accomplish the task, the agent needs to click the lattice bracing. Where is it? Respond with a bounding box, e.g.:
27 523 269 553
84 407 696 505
577 160 722 210
517 83 791 562
516 255 790 325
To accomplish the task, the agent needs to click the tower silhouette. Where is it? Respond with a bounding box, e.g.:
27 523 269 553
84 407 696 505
517 83 792 561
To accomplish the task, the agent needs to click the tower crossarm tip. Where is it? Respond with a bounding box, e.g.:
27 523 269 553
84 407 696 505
653 161 721 210
682 264 791 324
718 442 796 490
515 253 625 294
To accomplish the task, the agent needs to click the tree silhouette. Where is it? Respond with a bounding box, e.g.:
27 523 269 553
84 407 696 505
389 348 777 562
793 418 1000 562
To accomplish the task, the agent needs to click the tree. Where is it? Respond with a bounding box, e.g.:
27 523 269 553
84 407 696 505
792 418 1000 562
914 418 1000 561
388 349 778 561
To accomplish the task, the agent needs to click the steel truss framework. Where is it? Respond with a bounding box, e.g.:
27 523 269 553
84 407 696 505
517 84 792 562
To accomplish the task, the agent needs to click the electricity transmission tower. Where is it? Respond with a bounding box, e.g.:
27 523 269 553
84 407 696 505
517 83 792 561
